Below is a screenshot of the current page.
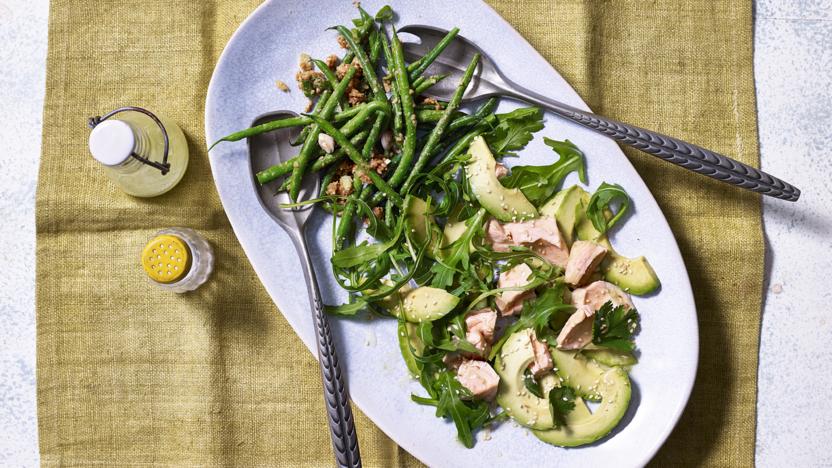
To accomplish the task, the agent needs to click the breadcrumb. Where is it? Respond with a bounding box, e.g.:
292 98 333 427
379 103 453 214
324 54 339 69
421 97 441 110
326 175 355 197
348 88 367 105
368 154 390 175
298 53 313 71
296 70 327 96
337 35 349 49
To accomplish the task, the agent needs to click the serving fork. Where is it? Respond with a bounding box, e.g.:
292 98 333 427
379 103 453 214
247 111 361 468
398 25 800 202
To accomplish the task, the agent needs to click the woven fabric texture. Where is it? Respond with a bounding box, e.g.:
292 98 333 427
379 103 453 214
37 1 762 466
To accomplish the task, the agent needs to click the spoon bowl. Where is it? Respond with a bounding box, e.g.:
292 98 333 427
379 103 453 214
246 111 361 468
247 110 318 230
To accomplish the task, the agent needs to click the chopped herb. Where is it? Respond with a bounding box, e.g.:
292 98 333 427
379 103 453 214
548 385 576 428
523 368 544 398
592 301 640 351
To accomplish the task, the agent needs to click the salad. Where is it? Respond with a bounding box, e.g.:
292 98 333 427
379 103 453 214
212 5 660 449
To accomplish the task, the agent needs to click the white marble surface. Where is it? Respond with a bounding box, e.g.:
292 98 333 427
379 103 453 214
0 0 829 466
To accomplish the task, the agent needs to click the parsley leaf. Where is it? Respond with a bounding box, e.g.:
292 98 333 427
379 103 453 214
500 138 586 205
483 107 544 157
586 182 630 235
523 368 544 398
592 301 640 351
548 386 576 428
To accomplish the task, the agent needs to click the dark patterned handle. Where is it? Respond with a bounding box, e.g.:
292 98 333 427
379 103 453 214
511 90 800 202
296 237 361 468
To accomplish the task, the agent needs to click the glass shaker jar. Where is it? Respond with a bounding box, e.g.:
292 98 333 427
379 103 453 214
87 106 189 197
141 227 214 293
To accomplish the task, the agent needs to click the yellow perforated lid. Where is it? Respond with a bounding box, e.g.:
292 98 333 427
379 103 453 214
141 234 192 284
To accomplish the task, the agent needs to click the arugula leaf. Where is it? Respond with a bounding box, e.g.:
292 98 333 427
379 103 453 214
592 301 640 352
586 182 630 235
430 208 487 288
483 107 544 157
500 138 586 205
488 285 574 360
523 368 544 398
548 385 576 428
331 214 404 268
412 368 491 448
374 5 393 21
324 300 366 316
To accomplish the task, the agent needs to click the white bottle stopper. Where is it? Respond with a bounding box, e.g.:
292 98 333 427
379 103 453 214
89 119 136 166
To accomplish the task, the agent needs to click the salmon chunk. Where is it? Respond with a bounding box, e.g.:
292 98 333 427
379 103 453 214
485 217 569 267
456 360 500 400
529 332 554 377
465 308 498 356
572 280 634 312
556 305 596 350
494 163 510 179
495 263 536 316
564 241 608 287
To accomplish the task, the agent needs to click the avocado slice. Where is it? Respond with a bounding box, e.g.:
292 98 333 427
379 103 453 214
397 320 424 377
539 185 588 246
576 214 660 296
551 348 606 401
377 285 458 322
494 329 555 430
400 286 459 323
533 348 631 447
465 136 537 222
439 214 475 258
582 348 638 367
404 196 441 258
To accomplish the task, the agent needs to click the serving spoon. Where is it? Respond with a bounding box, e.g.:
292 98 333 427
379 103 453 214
398 25 800 202
247 111 361 468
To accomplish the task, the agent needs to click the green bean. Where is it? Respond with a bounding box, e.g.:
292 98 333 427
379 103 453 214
209 116 311 150
380 31 403 142
313 59 339 91
333 103 365 123
413 74 448 95
363 113 386 159
335 112 386 246
446 97 498 133
369 28 382 65
290 66 357 201
307 115 403 207
408 27 459 82
399 53 480 195
417 109 466 125
312 59 343 109
437 120 494 166
384 199 395 227
336 25 384 100
215 96 382 150
257 126 370 186
291 90 332 146
338 99 389 136
383 28 417 190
